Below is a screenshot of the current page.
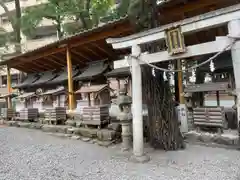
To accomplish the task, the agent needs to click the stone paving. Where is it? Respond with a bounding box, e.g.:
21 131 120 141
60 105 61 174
0 127 240 180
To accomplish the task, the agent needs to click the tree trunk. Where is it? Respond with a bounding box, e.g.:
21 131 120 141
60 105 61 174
0 0 21 53
14 0 21 53
15 0 25 82
56 18 63 39
78 15 88 30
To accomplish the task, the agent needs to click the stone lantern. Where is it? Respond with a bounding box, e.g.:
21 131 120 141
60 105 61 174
116 88 132 151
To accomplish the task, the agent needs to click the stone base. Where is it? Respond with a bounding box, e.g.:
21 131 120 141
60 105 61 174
30 123 42 129
67 127 75 134
121 146 130 152
18 122 31 128
97 129 116 141
5 121 19 127
42 125 70 133
71 135 81 140
108 123 121 132
1 119 121 148
74 127 98 138
65 120 76 127
75 121 82 128
46 132 72 139
185 130 239 147
97 140 114 147
129 154 150 163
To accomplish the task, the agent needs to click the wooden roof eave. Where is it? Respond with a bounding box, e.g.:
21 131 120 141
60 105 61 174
1 17 132 73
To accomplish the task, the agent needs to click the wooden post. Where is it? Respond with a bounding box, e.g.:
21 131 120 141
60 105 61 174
177 59 188 133
87 93 91 106
117 78 120 95
7 66 12 108
177 59 184 104
66 47 75 111
216 91 220 106
57 95 60 107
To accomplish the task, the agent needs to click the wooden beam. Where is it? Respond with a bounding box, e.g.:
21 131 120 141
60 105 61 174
81 46 103 59
71 25 132 49
7 21 131 69
90 43 116 58
6 66 12 108
113 37 233 68
50 54 66 64
16 62 46 72
42 58 62 69
160 0 223 17
5 20 131 70
107 4 240 49
10 47 66 67
44 56 65 67
32 60 54 70
66 47 75 111
70 49 91 61
177 59 184 104
59 50 86 65
15 64 39 72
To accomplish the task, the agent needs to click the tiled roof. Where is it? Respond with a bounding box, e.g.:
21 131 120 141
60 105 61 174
75 84 109 93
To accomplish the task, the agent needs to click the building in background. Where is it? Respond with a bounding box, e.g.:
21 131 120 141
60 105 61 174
0 0 58 92
0 0 57 56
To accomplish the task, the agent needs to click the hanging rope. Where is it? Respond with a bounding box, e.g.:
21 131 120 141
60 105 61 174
127 37 238 73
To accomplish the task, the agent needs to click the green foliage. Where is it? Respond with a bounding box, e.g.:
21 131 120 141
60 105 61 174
101 0 130 23
62 22 84 35
101 0 153 30
127 0 155 31
21 5 43 36
21 0 115 37
118 0 130 17
21 1 66 38
0 27 8 47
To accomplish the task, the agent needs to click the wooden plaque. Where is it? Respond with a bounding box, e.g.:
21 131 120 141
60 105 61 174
165 26 186 55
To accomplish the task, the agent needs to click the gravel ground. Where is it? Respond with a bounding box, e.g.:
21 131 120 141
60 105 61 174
0 127 240 180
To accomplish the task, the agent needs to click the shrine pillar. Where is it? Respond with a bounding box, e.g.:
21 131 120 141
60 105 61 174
66 46 75 111
6 66 12 108
177 59 188 133
228 20 240 125
129 45 150 163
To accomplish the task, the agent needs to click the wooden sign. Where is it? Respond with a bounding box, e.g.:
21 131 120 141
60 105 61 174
165 26 186 55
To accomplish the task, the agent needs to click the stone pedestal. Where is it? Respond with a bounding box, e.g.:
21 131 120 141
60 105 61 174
129 154 150 163
117 88 133 152
121 121 132 151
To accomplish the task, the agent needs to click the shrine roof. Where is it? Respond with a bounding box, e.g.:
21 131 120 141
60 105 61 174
13 73 39 89
75 84 110 94
17 92 36 99
105 67 130 78
0 17 133 73
41 87 66 96
74 61 109 81
47 67 80 85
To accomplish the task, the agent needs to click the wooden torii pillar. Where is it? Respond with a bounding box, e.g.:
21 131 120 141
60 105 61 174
66 46 75 111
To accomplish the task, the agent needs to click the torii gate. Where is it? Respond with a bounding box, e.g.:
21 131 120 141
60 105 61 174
106 4 240 163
